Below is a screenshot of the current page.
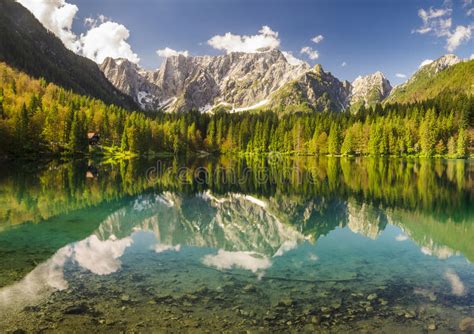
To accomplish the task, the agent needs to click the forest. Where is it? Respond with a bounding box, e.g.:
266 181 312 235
0 62 472 158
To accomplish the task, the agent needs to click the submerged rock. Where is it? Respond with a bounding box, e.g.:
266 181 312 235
278 298 294 307
64 303 88 315
310 316 321 324
426 323 437 331
243 284 257 293
404 311 416 319
459 317 474 332
367 293 377 301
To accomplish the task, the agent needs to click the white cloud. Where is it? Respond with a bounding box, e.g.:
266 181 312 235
300 46 319 60
80 21 140 64
156 47 189 58
470 53 474 59
414 4 473 51
207 25 280 53
341 61 347 67
17 0 140 64
17 0 80 52
415 7 452 35
282 51 306 66
446 25 472 51
311 34 324 44
84 14 108 28
464 0 474 15
419 59 434 68
395 73 407 78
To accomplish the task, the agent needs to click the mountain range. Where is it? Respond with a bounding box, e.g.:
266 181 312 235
101 51 470 113
100 52 380 113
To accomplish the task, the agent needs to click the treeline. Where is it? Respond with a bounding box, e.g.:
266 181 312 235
0 62 472 158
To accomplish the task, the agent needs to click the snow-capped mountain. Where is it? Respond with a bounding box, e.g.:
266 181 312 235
350 71 392 107
101 51 466 112
101 49 309 112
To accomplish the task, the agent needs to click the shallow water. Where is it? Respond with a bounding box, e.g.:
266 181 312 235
0 157 473 332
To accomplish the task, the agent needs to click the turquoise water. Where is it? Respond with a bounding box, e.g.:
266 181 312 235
0 157 473 332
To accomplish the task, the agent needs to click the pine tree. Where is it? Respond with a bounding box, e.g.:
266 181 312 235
341 130 354 156
68 111 87 153
316 132 328 155
456 128 468 158
0 88 4 119
368 123 381 156
15 103 29 151
120 127 129 151
435 139 446 156
447 136 456 157
328 124 340 155
419 108 437 157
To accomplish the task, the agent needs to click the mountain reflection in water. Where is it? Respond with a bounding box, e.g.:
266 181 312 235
0 157 472 332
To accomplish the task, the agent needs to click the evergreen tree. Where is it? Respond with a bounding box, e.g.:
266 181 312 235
68 111 87 153
328 124 340 155
0 88 4 119
456 128 468 158
341 130 354 156
447 136 456 157
316 132 328 155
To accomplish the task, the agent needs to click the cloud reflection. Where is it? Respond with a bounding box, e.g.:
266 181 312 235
155 243 181 253
73 235 133 275
202 250 271 274
0 247 72 313
444 270 467 296
395 234 409 241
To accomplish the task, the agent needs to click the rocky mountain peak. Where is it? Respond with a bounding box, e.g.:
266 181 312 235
422 54 461 72
100 57 162 110
312 64 324 73
101 49 309 112
351 71 392 107
268 63 352 112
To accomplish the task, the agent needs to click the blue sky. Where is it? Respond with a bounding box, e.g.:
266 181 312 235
20 0 474 85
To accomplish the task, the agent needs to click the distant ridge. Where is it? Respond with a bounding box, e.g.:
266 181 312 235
386 54 472 104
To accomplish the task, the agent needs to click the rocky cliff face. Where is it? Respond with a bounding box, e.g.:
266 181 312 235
101 49 309 112
268 64 352 112
350 71 392 107
100 58 162 110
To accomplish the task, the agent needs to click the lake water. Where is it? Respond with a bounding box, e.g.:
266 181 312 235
0 157 473 332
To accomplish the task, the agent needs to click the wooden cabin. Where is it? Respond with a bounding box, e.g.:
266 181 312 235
87 132 100 146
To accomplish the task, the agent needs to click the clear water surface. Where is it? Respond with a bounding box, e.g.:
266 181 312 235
0 157 472 333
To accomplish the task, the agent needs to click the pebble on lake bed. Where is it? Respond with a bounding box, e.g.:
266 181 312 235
459 317 474 332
